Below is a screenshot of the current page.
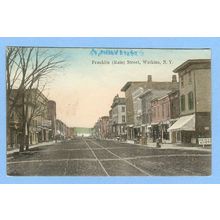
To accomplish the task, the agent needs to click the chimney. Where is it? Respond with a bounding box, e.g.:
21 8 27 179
147 75 152 82
172 75 177 82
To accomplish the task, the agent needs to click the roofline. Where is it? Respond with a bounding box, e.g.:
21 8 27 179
173 59 211 73
101 116 109 119
139 89 152 98
167 89 179 95
121 80 179 92
157 94 169 101
151 94 169 102
121 81 146 92
11 88 48 101
121 82 132 91
111 102 126 108
151 97 158 102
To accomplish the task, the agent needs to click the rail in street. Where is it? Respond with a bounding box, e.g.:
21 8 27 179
7 138 211 176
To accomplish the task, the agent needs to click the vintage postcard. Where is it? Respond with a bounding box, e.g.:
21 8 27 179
5 45 212 177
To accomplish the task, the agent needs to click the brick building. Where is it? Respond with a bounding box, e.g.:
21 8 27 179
7 89 51 148
56 119 68 140
151 92 171 142
108 109 113 138
47 100 56 140
139 89 172 143
132 87 144 143
99 116 110 139
110 95 126 140
150 90 180 143
121 75 178 142
93 116 110 139
93 120 101 138
168 59 211 145
168 90 180 143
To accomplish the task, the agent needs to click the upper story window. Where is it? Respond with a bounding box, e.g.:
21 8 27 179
180 76 184 88
171 102 174 115
188 91 194 110
122 106 125 112
113 108 117 114
181 95 185 111
148 113 151 123
162 104 164 117
166 104 170 117
188 72 192 84
157 106 160 117
122 115 126 123
153 107 156 118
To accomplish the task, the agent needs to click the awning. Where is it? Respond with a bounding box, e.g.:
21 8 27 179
168 114 195 131
151 122 159 126
134 126 141 129
127 124 134 128
160 120 170 125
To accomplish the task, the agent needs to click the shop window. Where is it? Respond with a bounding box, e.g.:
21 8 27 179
177 131 181 142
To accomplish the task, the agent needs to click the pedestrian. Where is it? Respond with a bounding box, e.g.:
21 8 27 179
156 137 161 148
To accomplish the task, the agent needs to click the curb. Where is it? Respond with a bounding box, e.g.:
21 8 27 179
7 141 56 156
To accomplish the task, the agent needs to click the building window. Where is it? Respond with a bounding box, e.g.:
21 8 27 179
180 76 184 87
153 107 156 118
166 104 170 117
122 115 126 123
188 72 192 84
181 95 185 111
122 106 125 112
188 91 194 110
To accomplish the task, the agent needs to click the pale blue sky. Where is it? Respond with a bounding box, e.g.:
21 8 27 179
45 48 211 127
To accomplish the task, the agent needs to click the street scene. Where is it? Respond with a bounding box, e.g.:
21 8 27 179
7 138 211 176
7 47 211 176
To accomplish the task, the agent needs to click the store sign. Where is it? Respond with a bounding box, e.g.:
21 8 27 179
198 138 211 145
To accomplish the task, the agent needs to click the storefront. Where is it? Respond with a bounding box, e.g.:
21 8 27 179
126 125 134 141
168 114 195 144
151 123 160 142
140 125 147 145
159 122 171 143
133 126 141 143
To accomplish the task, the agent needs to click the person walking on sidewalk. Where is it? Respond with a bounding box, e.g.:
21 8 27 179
156 137 162 148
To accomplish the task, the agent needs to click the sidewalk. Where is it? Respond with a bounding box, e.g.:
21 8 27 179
144 142 211 152
110 139 211 152
7 141 56 155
